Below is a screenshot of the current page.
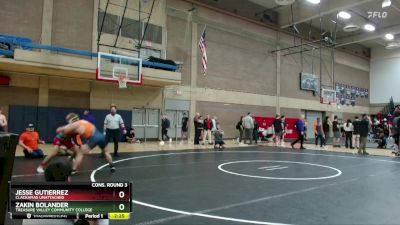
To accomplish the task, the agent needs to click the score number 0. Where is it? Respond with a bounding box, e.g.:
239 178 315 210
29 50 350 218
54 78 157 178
119 191 125 211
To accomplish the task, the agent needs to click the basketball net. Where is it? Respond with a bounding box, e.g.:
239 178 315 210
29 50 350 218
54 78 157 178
118 73 127 89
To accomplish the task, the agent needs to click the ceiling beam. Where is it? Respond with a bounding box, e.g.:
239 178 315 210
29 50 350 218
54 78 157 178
335 24 400 47
280 0 374 29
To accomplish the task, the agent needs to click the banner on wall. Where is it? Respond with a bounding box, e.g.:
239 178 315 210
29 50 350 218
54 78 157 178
335 82 368 106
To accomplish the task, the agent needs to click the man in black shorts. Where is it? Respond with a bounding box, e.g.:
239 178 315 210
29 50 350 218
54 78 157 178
181 112 189 143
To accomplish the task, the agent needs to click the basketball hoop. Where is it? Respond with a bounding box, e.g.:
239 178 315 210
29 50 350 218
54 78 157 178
118 73 127 89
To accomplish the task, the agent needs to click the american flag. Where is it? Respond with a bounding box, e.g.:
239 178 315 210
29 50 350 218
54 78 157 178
198 28 208 75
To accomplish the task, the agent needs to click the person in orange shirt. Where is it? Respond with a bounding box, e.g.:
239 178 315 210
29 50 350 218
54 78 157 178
19 124 45 159
314 118 326 149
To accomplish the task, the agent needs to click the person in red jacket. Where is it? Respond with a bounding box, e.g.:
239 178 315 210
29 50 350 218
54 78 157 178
203 114 214 145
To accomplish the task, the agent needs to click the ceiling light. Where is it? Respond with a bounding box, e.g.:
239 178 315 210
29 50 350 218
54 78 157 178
338 11 351 19
343 24 360 32
382 0 391 8
385 33 394 40
275 0 296 5
386 42 400 49
307 0 320 4
364 24 376 32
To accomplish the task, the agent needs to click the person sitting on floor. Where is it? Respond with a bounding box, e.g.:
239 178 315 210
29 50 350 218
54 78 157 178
19 123 45 159
214 124 225 151
125 126 139 143
377 128 387 148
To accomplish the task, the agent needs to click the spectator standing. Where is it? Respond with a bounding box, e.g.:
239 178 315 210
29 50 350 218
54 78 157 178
353 116 361 151
104 105 126 157
161 115 171 142
304 119 308 140
280 115 288 146
242 113 254 145
211 116 218 133
332 116 341 147
19 124 45 159
344 119 354 149
181 112 189 143
82 110 96 125
273 114 282 145
198 116 204 143
203 114 214 145
236 116 244 144
0 107 7 132
291 116 306 149
193 112 202 145
359 115 370 155
323 117 331 149
314 118 325 148
253 118 259 144
393 106 400 155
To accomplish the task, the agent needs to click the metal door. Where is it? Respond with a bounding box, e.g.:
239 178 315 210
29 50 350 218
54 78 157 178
132 109 145 139
146 109 160 139
132 108 160 141
305 111 323 139
165 110 189 140
165 110 177 139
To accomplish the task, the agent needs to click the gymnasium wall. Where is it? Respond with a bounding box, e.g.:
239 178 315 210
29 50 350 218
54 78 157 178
0 87 39 107
0 0 44 43
52 0 94 51
90 82 163 110
370 47 400 104
195 25 277 96
166 16 192 85
166 0 370 113
48 90 90 109
280 53 321 101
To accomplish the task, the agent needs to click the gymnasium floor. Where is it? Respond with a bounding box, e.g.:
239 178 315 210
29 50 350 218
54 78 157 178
9 144 400 225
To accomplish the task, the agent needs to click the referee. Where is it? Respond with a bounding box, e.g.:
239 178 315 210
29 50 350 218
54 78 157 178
104 104 126 157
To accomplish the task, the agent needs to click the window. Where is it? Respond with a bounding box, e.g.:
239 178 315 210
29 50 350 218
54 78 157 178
98 12 163 44
142 23 162 44
98 12 119 35
121 18 141 40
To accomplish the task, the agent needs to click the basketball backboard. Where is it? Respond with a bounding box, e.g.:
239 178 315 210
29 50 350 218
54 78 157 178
97 52 142 86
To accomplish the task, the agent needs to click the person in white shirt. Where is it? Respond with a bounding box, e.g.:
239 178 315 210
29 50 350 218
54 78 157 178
104 105 126 157
343 119 354 149
242 113 254 145
211 115 217 133
0 107 7 132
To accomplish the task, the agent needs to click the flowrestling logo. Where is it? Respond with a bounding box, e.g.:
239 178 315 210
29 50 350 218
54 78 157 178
367 11 388 19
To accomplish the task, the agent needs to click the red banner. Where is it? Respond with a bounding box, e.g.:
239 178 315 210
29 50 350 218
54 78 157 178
255 117 299 139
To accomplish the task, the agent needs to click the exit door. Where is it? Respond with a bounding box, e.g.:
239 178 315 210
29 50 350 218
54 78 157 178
165 110 189 140
132 108 160 141
305 111 323 139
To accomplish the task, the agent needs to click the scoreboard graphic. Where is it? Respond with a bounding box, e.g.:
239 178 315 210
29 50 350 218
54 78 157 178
8 182 132 220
